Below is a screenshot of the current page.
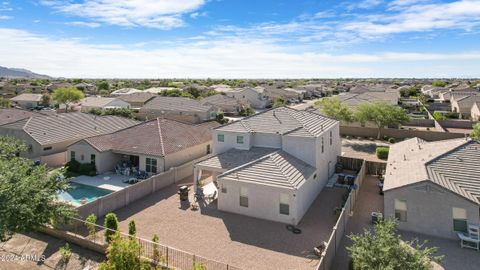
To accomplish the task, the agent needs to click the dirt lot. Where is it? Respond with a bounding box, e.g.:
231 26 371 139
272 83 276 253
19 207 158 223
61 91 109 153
341 138 389 162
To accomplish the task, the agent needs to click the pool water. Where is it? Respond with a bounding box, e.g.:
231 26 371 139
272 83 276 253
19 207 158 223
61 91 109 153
58 182 113 205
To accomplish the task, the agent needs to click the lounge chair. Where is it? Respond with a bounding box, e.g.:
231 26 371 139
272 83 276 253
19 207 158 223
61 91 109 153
458 224 480 250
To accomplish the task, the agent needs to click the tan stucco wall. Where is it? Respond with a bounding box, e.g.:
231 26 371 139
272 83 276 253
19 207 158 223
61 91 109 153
384 181 480 239
164 141 211 170
471 103 480 121
217 179 298 224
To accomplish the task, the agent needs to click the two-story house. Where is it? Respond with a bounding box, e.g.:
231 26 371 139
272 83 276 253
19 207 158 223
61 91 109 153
194 107 340 225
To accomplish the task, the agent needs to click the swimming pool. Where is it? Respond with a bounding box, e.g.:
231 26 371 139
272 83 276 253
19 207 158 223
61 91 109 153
58 182 113 205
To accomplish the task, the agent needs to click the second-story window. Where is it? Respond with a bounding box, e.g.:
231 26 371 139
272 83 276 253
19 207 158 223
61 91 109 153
237 136 244 144
321 137 324 153
330 131 333 145
217 134 225 142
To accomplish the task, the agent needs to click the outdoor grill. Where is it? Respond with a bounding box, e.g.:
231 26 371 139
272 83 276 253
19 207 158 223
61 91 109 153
178 185 189 201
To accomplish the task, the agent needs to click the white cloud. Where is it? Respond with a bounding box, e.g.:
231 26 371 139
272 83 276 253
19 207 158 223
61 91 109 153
348 0 383 10
1 27 480 78
343 0 480 36
66 21 101 28
190 11 207 19
41 0 206 29
0 15 11 20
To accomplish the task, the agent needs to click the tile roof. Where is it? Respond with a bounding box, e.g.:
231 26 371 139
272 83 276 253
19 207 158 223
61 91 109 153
218 150 315 189
216 107 337 137
200 94 242 107
118 92 156 104
82 97 119 107
143 96 212 112
1 112 139 145
0 109 38 126
196 147 278 171
84 119 219 157
384 138 480 203
10 93 42 102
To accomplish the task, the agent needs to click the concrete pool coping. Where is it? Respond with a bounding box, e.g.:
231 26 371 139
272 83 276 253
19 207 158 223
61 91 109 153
71 172 132 191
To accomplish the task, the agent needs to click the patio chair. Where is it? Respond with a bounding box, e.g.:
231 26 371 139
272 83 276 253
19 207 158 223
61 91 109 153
207 190 217 203
458 224 480 250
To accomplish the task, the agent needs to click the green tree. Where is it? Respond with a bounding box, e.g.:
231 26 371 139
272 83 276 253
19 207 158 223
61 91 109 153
0 97 11 108
104 213 119 243
432 112 447 120
152 234 163 265
348 219 442 270
52 87 84 112
471 123 480 140
96 80 110 91
315 97 354 122
355 102 410 139
239 105 255 116
273 97 286 108
432 81 447 87
128 220 136 239
215 112 228 124
0 136 74 241
400 86 421 97
99 233 150 270
41 93 51 106
86 214 97 240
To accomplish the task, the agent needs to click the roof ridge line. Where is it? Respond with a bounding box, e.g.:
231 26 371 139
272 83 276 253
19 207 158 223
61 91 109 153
156 118 166 156
286 109 315 136
217 150 279 179
268 152 297 189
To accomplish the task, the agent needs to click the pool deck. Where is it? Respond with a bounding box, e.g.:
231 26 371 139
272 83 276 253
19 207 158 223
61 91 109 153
72 172 131 191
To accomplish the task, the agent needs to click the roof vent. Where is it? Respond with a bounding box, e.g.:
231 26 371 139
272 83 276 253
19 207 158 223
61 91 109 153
403 155 407 161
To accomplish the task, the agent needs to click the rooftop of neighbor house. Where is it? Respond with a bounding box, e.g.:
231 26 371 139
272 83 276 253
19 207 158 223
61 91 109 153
336 92 399 107
218 150 315 189
110 88 143 95
0 108 39 126
118 92 156 104
10 93 42 102
216 107 337 137
0 112 139 145
81 96 123 107
384 137 480 203
200 94 243 107
82 119 219 157
143 96 213 112
219 86 265 94
454 94 480 105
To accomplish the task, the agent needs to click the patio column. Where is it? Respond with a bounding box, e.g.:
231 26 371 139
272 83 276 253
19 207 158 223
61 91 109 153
193 167 201 192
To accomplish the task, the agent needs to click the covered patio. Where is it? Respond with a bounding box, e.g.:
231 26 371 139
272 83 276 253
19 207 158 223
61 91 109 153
193 147 278 192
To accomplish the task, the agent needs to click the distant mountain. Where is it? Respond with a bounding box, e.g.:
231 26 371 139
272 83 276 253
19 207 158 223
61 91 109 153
0 66 51 79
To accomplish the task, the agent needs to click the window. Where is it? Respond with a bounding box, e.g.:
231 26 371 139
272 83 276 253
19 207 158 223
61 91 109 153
217 134 224 142
146 158 157 173
321 137 324 153
43 146 52 151
70 151 76 161
237 136 244 144
279 193 290 215
206 144 211 154
221 184 227 193
394 199 407 222
81 154 85 161
28 144 33 153
453 207 468 233
240 187 248 207
90 154 96 165
330 131 333 145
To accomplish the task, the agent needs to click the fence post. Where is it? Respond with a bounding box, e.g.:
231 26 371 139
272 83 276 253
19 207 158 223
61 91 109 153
166 247 169 267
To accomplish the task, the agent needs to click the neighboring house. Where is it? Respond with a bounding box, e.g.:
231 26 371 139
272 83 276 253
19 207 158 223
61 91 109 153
384 138 480 239
10 93 43 109
110 88 142 96
194 107 341 225
68 119 219 174
220 87 271 109
75 82 96 92
337 92 399 108
471 102 480 121
143 87 179 94
0 113 139 166
264 87 306 101
139 96 216 123
421 85 447 98
200 94 244 115
81 96 131 112
118 92 156 109
438 90 478 102
0 108 38 126
451 95 480 117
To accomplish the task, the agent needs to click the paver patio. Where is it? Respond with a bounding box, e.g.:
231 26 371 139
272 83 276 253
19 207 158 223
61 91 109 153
100 179 349 270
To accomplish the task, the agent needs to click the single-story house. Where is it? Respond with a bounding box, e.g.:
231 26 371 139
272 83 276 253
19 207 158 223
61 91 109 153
67 119 219 174
471 102 480 121
0 108 39 126
451 95 480 117
81 96 131 112
118 92 156 109
384 138 480 239
139 96 216 123
110 88 143 96
200 94 245 115
10 93 43 109
0 112 139 166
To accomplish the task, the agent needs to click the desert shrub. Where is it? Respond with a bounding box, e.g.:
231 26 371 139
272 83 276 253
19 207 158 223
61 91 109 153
388 137 396 144
376 147 390 160
104 213 119 243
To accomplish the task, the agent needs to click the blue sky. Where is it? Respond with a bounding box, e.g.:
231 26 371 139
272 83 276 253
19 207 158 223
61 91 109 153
1 0 480 78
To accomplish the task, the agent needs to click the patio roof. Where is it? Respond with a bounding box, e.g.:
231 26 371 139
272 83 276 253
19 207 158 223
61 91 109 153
195 147 277 171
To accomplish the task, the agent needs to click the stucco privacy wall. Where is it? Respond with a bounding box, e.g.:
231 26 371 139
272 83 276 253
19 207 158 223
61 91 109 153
40 151 67 167
340 126 466 141
384 181 480 239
